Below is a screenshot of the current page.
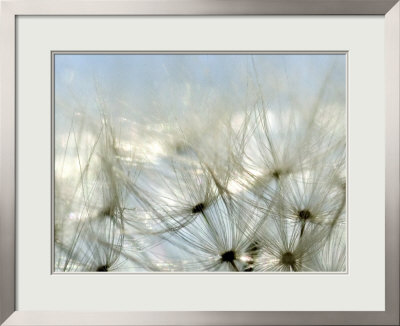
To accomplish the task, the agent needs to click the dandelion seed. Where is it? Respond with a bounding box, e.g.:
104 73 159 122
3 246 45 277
155 194 264 272
253 215 328 272
298 210 312 221
280 252 297 270
192 202 205 214
221 250 236 262
272 170 282 179
96 264 110 272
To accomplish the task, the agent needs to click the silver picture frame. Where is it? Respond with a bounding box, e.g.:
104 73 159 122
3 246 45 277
0 0 398 325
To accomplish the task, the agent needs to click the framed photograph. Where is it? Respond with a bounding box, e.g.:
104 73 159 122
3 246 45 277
1 1 399 325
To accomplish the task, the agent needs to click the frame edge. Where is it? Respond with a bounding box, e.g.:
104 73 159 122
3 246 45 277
0 1 16 325
1 0 399 325
0 0 399 15
384 1 400 325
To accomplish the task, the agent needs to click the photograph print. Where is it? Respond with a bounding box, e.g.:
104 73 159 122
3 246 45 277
53 53 346 273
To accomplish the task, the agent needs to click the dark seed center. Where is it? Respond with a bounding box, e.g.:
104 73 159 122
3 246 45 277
100 205 114 217
280 252 296 266
247 240 259 258
176 142 191 155
96 264 109 272
221 250 236 263
272 170 282 179
298 209 311 221
192 202 205 214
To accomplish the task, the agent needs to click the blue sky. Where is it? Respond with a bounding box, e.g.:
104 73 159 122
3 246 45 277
54 53 346 135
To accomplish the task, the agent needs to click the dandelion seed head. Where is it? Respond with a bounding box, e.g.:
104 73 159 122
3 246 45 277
99 205 115 218
246 240 260 258
272 170 282 179
298 209 312 221
191 202 205 214
280 251 296 267
96 264 110 272
175 142 193 156
271 167 291 179
220 250 236 263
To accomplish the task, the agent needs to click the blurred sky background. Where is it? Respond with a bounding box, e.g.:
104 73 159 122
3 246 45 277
55 53 346 124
